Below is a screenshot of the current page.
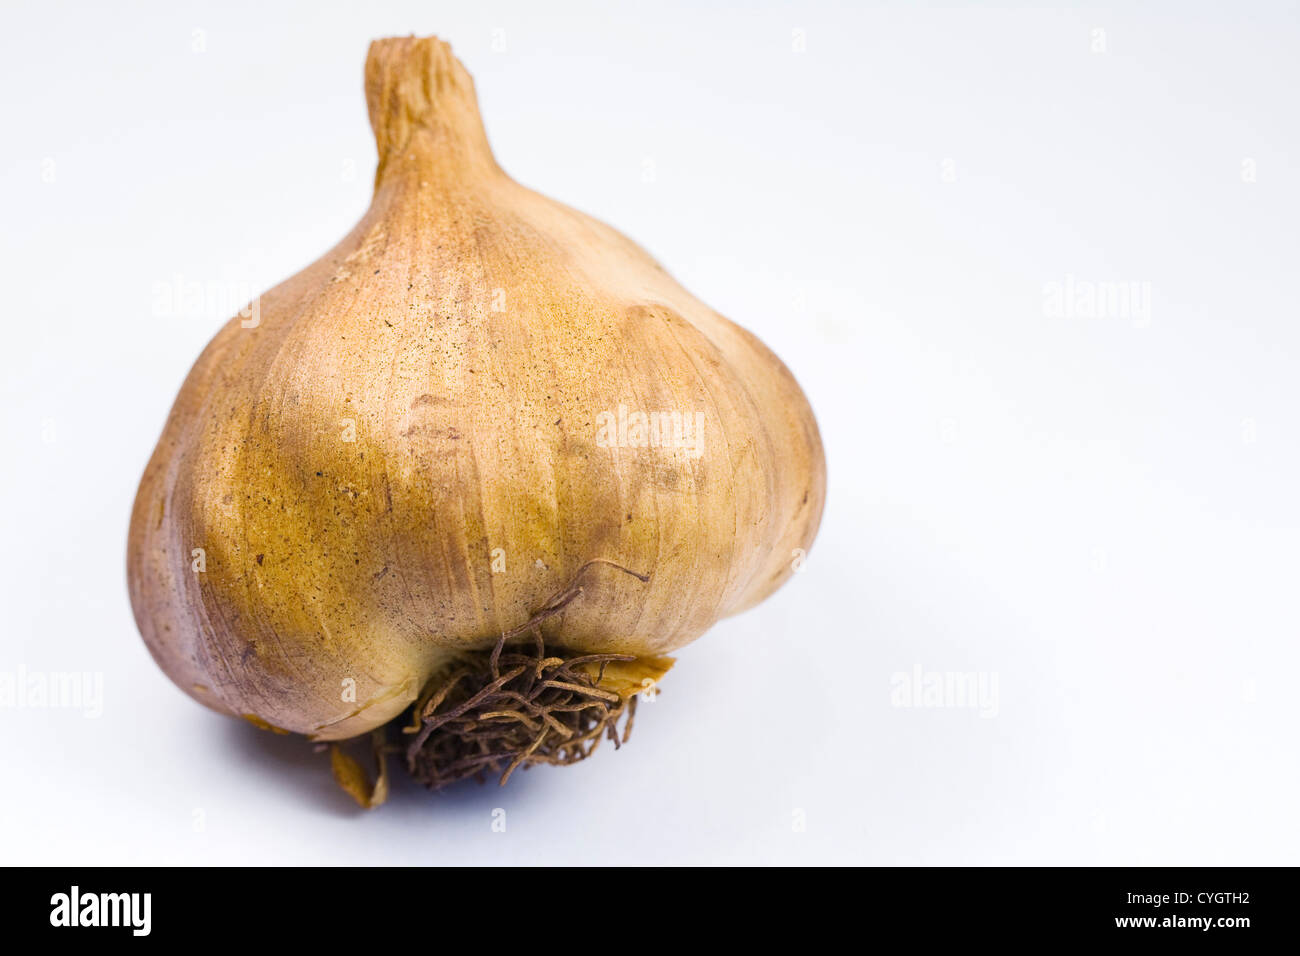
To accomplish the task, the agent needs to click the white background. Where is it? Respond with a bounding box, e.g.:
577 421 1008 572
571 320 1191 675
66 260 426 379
2 0 1297 865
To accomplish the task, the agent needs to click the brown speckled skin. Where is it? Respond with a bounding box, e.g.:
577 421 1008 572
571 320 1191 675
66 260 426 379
126 37 826 741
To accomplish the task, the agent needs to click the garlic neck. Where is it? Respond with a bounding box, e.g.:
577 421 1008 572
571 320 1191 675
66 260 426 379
364 36 501 187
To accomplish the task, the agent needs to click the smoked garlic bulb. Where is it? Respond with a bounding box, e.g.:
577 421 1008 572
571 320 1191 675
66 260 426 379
127 36 825 792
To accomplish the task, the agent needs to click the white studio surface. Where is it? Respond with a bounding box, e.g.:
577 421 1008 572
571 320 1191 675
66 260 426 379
1 0 1297 865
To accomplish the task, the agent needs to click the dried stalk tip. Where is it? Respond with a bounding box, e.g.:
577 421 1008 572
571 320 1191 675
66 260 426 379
401 630 668 790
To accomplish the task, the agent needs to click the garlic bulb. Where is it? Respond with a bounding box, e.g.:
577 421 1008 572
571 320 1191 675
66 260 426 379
127 36 825 793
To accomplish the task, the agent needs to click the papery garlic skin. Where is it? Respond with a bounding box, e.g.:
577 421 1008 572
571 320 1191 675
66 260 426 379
127 36 825 741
